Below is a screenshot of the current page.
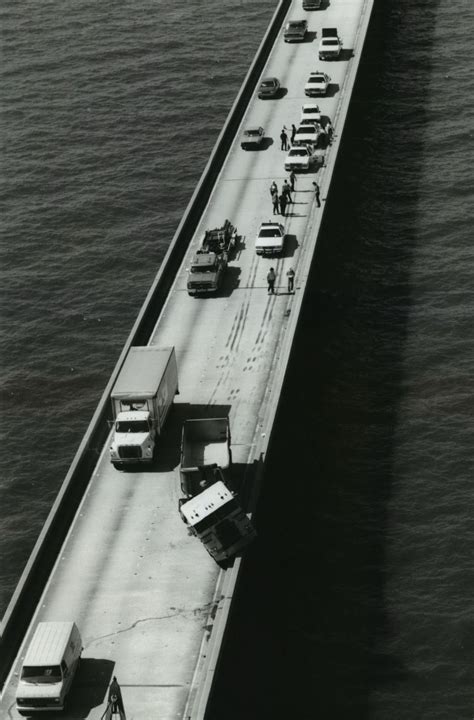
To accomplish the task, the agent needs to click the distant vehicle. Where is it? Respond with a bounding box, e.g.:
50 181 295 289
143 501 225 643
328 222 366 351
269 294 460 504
241 126 265 150
301 103 322 123
293 124 320 147
318 28 343 60
258 76 280 98
304 71 331 96
284 145 313 172
284 19 308 42
303 0 322 9
255 221 286 256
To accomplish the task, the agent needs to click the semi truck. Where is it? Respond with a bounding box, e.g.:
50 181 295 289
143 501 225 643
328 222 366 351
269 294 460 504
187 220 237 296
178 418 255 562
109 346 178 466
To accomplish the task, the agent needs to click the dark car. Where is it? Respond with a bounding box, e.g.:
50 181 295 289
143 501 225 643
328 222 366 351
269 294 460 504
284 20 308 42
241 126 265 150
258 77 280 99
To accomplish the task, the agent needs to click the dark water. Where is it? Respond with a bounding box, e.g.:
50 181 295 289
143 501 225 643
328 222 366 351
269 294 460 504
2 0 474 717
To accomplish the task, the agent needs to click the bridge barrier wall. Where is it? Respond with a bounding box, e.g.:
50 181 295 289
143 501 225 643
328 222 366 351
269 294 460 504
0 0 291 689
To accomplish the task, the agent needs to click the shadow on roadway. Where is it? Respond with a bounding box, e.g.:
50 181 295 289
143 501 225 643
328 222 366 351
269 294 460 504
64 658 114 718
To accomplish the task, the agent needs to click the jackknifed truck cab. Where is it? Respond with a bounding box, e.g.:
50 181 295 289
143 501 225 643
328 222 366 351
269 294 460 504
16 621 83 714
178 418 255 562
109 346 178 467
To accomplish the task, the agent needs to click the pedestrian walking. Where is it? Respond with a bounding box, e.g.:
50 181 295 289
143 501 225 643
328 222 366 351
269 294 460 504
267 267 276 295
287 267 295 293
289 170 296 192
312 181 321 208
280 128 289 150
272 193 280 215
282 179 292 203
291 123 297 144
279 192 287 217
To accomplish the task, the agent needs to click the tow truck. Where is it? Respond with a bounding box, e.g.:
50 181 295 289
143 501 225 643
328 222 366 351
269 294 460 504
187 220 237 296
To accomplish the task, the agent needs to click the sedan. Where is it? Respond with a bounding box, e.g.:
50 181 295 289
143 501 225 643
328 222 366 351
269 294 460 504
241 126 265 150
293 124 320 147
258 77 280 99
284 20 308 42
304 71 331 96
301 103 321 124
284 146 313 172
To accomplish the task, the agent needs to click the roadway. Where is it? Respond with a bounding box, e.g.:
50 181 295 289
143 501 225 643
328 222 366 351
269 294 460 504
1 1 372 718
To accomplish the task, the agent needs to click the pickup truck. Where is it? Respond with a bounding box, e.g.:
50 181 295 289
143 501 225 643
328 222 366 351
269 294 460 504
318 28 342 60
187 220 237 296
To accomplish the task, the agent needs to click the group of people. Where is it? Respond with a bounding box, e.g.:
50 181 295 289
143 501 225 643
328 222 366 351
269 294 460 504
270 175 295 217
280 118 334 151
267 266 295 295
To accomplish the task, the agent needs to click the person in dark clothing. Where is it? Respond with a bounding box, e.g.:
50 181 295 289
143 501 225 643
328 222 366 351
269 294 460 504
279 193 287 217
291 123 297 144
102 676 126 720
287 267 295 293
267 267 276 295
272 193 280 215
289 170 296 192
312 181 321 207
270 181 278 197
282 180 292 203
280 129 289 150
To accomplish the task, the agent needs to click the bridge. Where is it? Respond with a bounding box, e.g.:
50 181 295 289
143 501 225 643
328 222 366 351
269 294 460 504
0 0 374 717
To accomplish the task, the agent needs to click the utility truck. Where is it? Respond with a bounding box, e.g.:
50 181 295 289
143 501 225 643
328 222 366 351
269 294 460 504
178 418 255 562
109 346 178 466
187 220 237 296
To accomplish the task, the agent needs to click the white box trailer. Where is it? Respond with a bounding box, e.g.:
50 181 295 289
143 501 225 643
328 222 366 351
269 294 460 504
109 346 178 466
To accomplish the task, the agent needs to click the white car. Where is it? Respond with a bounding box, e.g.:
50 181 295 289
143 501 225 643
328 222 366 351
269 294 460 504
318 28 342 60
293 124 320 146
304 71 331 97
301 103 321 124
284 145 313 172
255 221 286 256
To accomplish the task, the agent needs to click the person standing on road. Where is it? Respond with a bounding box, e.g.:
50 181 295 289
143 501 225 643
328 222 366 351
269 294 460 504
272 192 280 215
289 170 296 192
282 179 292 203
280 128 289 150
312 181 321 208
287 267 295 294
279 192 287 217
270 181 278 197
267 267 276 295
291 123 297 145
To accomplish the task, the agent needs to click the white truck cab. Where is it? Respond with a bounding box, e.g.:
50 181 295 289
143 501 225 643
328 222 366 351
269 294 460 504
16 621 82 714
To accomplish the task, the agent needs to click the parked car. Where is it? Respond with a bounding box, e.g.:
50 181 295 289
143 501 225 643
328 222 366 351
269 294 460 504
241 126 265 150
293 124 320 147
284 20 308 42
304 71 331 96
301 103 321 124
284 145 313 172
258 77 280 99
255 221 286 256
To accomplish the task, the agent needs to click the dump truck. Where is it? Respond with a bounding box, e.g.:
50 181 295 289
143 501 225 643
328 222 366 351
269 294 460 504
178 417 255 562
179 418 232 497
187 220 237 296
109 346 178 466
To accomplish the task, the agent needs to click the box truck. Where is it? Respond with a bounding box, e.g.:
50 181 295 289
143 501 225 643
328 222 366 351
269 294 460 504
109 346 178 466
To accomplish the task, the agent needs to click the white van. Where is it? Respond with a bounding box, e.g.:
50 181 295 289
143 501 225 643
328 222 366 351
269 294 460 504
16 621 83 714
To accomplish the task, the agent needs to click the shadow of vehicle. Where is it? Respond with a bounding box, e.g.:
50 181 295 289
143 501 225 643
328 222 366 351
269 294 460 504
325 83 340 98
64 658 115 718
282 234 299 257
219 265 242 296
339 48 354 61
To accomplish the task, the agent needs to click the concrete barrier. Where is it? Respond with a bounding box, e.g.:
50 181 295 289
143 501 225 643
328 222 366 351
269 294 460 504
0 0 291 689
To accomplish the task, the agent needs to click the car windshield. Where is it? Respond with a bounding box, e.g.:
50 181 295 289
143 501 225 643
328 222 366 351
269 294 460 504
259 228 282 238
21 666 62 684
324 39 339 46
303 107 319 114
290 149 308 157
289 22 305 28
262 81 275 88
115 419 149 433
191 265 215 273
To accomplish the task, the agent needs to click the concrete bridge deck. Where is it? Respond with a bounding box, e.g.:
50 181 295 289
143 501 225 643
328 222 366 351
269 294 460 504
1 0 373 718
